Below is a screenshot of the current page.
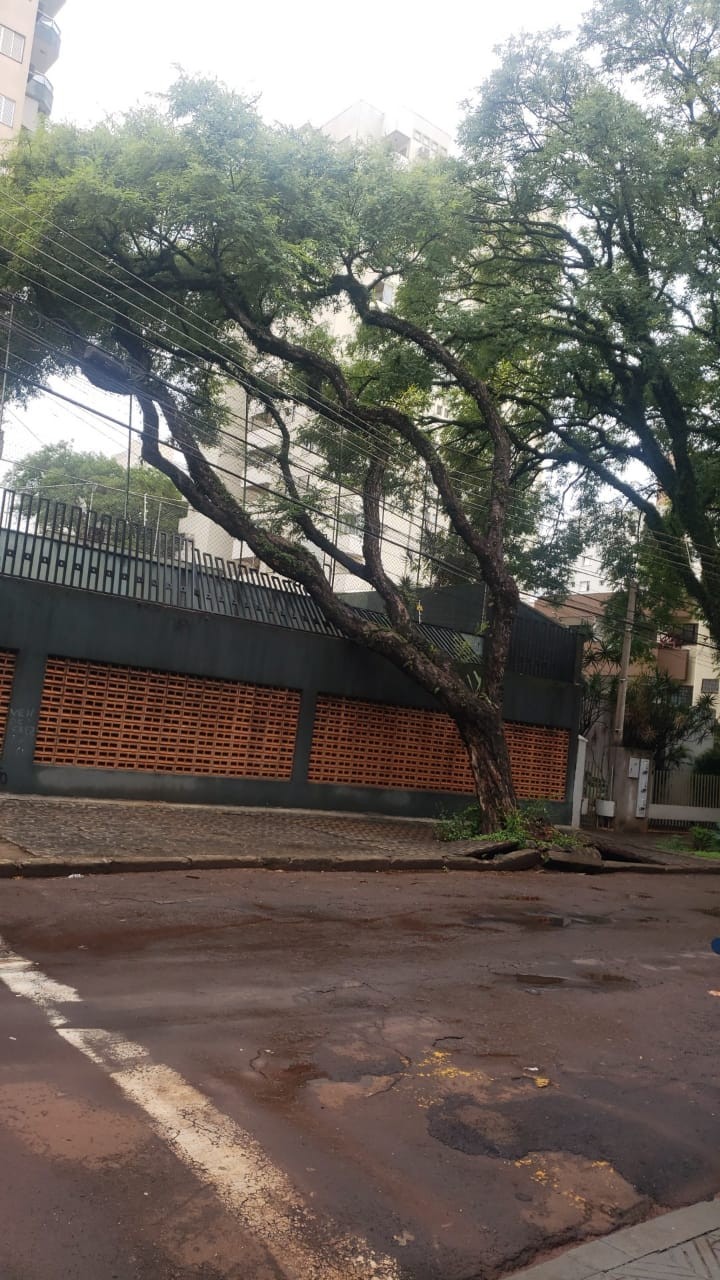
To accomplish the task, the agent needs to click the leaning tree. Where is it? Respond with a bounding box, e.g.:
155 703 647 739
0 78 578 829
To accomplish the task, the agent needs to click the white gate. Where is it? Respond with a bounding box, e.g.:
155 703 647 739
649 770 720 826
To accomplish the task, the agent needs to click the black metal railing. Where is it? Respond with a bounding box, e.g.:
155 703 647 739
0 487 348 632
0 486 579 678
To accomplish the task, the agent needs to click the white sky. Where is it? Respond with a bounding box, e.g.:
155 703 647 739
2 0 582 477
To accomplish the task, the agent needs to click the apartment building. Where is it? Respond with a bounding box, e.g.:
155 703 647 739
534 590 720 716
322 100 452 161
0 0 63 140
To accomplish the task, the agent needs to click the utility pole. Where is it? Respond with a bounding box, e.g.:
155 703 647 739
0 293 15 462
612 579 638 747
610 578 638 813
124 397 133 520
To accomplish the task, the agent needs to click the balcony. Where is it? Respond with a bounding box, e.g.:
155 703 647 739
31 14 61 75
26 72 53 116
38 0 65 16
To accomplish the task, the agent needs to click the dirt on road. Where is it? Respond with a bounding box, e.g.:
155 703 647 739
1 868 719 1280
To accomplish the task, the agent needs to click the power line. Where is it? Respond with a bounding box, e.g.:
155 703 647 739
0 210 590 527
3 305 707 592
3 236 715 597
6 315 718 634
3 193 717 570
10 377 719 662
2 207 718 611
7 343 716 614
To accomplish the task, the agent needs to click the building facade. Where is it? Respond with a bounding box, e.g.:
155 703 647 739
0 488 582 818
322 100 452 161
0 0 63 140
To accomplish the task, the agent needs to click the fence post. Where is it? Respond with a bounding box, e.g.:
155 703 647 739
571 735 588 828
291 688 318 790
0 649 46 793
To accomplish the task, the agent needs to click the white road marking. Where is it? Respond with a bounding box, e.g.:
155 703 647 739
0 940 402 1280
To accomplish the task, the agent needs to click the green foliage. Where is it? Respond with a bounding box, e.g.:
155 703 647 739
458 0 720 649
437 805 485 842
690 825 718 851
9 443 187 534
693 745 720 775
623 671 717 770
437 799 581 849
0 73 583 601
662 825 720 857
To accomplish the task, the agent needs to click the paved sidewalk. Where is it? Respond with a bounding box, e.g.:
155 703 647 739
0 795 482 875
507 1199 720 1278
0 795 717 878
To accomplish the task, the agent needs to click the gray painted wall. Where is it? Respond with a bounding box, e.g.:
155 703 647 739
0 578 581 819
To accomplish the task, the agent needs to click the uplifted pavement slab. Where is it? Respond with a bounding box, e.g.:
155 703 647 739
506 1199 720 1278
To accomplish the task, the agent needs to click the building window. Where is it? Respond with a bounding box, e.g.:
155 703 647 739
0 25 25 62
0 94 16 128
664 621 699 647
670 684 694 707
701 677 719 695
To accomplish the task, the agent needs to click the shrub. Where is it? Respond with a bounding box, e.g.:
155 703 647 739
693 747 720 776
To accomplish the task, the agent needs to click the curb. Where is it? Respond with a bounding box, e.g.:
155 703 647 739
1 853 720 878
0 853 489 878
505 1197 720 1278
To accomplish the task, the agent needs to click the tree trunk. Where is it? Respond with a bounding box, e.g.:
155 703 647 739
456 704 517 832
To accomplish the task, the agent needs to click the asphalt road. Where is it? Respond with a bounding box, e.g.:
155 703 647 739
1 868 719 1280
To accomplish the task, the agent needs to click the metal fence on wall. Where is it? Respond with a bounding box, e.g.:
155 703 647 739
0 486 578 679
0 486 329 627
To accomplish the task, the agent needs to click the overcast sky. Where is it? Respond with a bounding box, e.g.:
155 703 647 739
3 0 582 475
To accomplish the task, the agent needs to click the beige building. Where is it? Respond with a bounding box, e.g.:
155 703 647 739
535 590 720 716
322 100 452 162
0 0 64 140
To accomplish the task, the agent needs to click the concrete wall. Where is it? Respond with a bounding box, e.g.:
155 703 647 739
0 577 581 819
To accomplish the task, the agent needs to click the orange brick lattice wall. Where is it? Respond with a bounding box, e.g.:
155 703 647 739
0 650 17 751
308 695 569 800
34 658 301 779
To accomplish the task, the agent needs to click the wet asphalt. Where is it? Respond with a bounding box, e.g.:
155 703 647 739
1 868 719 1280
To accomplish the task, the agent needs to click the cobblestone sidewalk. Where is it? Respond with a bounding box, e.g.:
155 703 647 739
0 795 470 873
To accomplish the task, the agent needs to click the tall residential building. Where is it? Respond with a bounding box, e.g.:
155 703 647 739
322 100 452 161
0 0 64 140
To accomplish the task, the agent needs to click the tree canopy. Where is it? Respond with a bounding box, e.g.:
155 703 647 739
623 670 716 770
460 0 720 648
8 442 187 534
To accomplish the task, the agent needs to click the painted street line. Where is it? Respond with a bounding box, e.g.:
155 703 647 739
0 940 403 1280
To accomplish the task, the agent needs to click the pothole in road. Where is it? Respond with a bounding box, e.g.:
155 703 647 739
426 1087 717 1202
492 970 637 992
466 911 611 931
250 1044 409 1100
